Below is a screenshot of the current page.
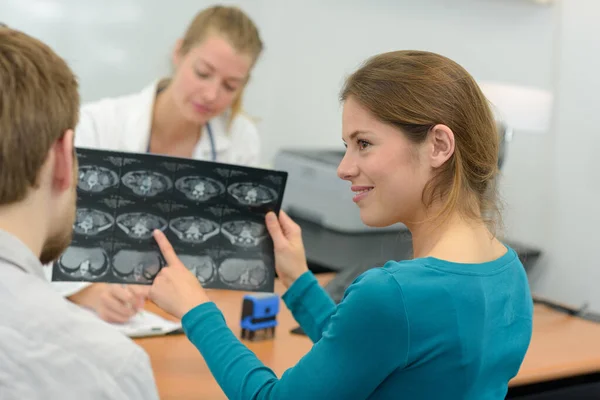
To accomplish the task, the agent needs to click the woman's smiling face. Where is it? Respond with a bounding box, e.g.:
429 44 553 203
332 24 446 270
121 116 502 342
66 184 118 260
337 96 433 227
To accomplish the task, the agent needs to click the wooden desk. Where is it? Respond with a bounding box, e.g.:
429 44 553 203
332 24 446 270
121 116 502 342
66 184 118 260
510 304 600 387
136 275 335 400
135 275 600 399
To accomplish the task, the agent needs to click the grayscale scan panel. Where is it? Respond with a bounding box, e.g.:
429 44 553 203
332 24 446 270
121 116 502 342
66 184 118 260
51 148 287 292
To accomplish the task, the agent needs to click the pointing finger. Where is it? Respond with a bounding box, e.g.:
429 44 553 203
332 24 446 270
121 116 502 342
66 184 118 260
153 230 181 267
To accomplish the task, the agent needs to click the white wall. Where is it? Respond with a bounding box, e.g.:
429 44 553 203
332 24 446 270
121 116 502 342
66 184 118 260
531 0 600 310
3 1 557 271
248 0 557 252
249 0 555 157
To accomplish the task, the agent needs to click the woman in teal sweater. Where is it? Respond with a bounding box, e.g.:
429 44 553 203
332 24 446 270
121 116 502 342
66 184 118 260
149 50 534 399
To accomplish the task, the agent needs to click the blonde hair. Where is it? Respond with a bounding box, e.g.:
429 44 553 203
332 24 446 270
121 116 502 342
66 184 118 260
341 50 501 231
179 5 263 122
0 27 79 205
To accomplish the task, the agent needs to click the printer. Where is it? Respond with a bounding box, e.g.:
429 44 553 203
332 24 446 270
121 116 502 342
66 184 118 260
273 121 511 233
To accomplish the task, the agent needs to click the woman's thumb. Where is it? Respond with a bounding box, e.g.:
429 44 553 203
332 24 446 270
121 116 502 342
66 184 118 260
265 212 286 246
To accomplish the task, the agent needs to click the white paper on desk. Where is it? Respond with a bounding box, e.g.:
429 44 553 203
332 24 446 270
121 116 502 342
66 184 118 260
109 310 182 338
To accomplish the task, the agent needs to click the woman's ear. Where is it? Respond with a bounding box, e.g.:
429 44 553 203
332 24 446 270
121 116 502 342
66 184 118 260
428 124 455 168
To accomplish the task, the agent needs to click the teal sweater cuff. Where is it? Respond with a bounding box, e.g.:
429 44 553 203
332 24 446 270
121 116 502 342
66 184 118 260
181 301 223 336
281 271 317 310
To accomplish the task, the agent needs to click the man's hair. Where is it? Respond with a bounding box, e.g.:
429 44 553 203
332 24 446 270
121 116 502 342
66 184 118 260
0 27 79 205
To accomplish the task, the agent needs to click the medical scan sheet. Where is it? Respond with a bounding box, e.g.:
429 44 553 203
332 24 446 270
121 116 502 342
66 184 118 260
51 148 287 292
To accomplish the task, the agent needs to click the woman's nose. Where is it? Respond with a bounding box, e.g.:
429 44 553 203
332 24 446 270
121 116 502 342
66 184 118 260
337 152 358 181
202 81 219 103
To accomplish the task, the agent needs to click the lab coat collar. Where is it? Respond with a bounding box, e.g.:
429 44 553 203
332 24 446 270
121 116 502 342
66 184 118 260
121 80 157 153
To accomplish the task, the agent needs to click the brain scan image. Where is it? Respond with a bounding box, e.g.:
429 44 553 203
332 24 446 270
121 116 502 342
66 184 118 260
179 255 216 284
57 246 109 279
78 165 119 193
74 208 115 236
112 250 162 283
227 182 278 206
116 212 167 239
175 176 225 202
121 170 172 197
218 258 269 290
169 216 220 243
220 220 267 248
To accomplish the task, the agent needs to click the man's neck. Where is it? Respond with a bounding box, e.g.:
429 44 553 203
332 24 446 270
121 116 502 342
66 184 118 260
0 199 46 259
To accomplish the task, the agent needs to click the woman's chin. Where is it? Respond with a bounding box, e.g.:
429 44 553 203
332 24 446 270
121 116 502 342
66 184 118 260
184 111 209 125
181 105 215 126
359 211 397 228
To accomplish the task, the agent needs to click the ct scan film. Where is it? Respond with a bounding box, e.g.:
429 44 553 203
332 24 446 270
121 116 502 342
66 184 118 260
52 148 288 292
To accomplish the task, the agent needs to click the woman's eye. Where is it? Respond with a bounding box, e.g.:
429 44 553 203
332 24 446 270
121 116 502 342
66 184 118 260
223 84 237 92
358 139 371 150
195 70 210 79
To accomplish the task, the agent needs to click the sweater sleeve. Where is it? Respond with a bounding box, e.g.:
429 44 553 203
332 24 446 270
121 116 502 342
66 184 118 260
181 268 409 400
281 271 337 343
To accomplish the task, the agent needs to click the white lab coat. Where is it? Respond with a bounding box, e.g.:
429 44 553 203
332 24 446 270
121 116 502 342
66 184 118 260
49 80 261 297
75 79 260 164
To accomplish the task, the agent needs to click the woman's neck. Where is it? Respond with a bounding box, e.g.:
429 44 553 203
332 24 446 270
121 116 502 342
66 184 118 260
408 211 505 263
150 85 204 156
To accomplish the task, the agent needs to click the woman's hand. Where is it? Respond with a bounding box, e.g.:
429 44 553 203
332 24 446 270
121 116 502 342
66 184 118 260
149 230 210 319
265 210 309 289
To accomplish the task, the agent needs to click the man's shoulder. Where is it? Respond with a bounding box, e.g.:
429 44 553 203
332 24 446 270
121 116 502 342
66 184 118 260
0 273 157 399
7 273 149 370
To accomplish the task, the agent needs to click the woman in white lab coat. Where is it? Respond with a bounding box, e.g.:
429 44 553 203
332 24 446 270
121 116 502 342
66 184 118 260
56 5 264 323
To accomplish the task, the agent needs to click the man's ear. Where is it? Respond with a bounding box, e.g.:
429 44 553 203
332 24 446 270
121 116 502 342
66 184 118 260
428 124 455 168
172 38 184 69
52 129 75 192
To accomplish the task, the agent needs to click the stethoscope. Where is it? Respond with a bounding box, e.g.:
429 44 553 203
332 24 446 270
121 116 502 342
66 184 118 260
147 122 217 162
